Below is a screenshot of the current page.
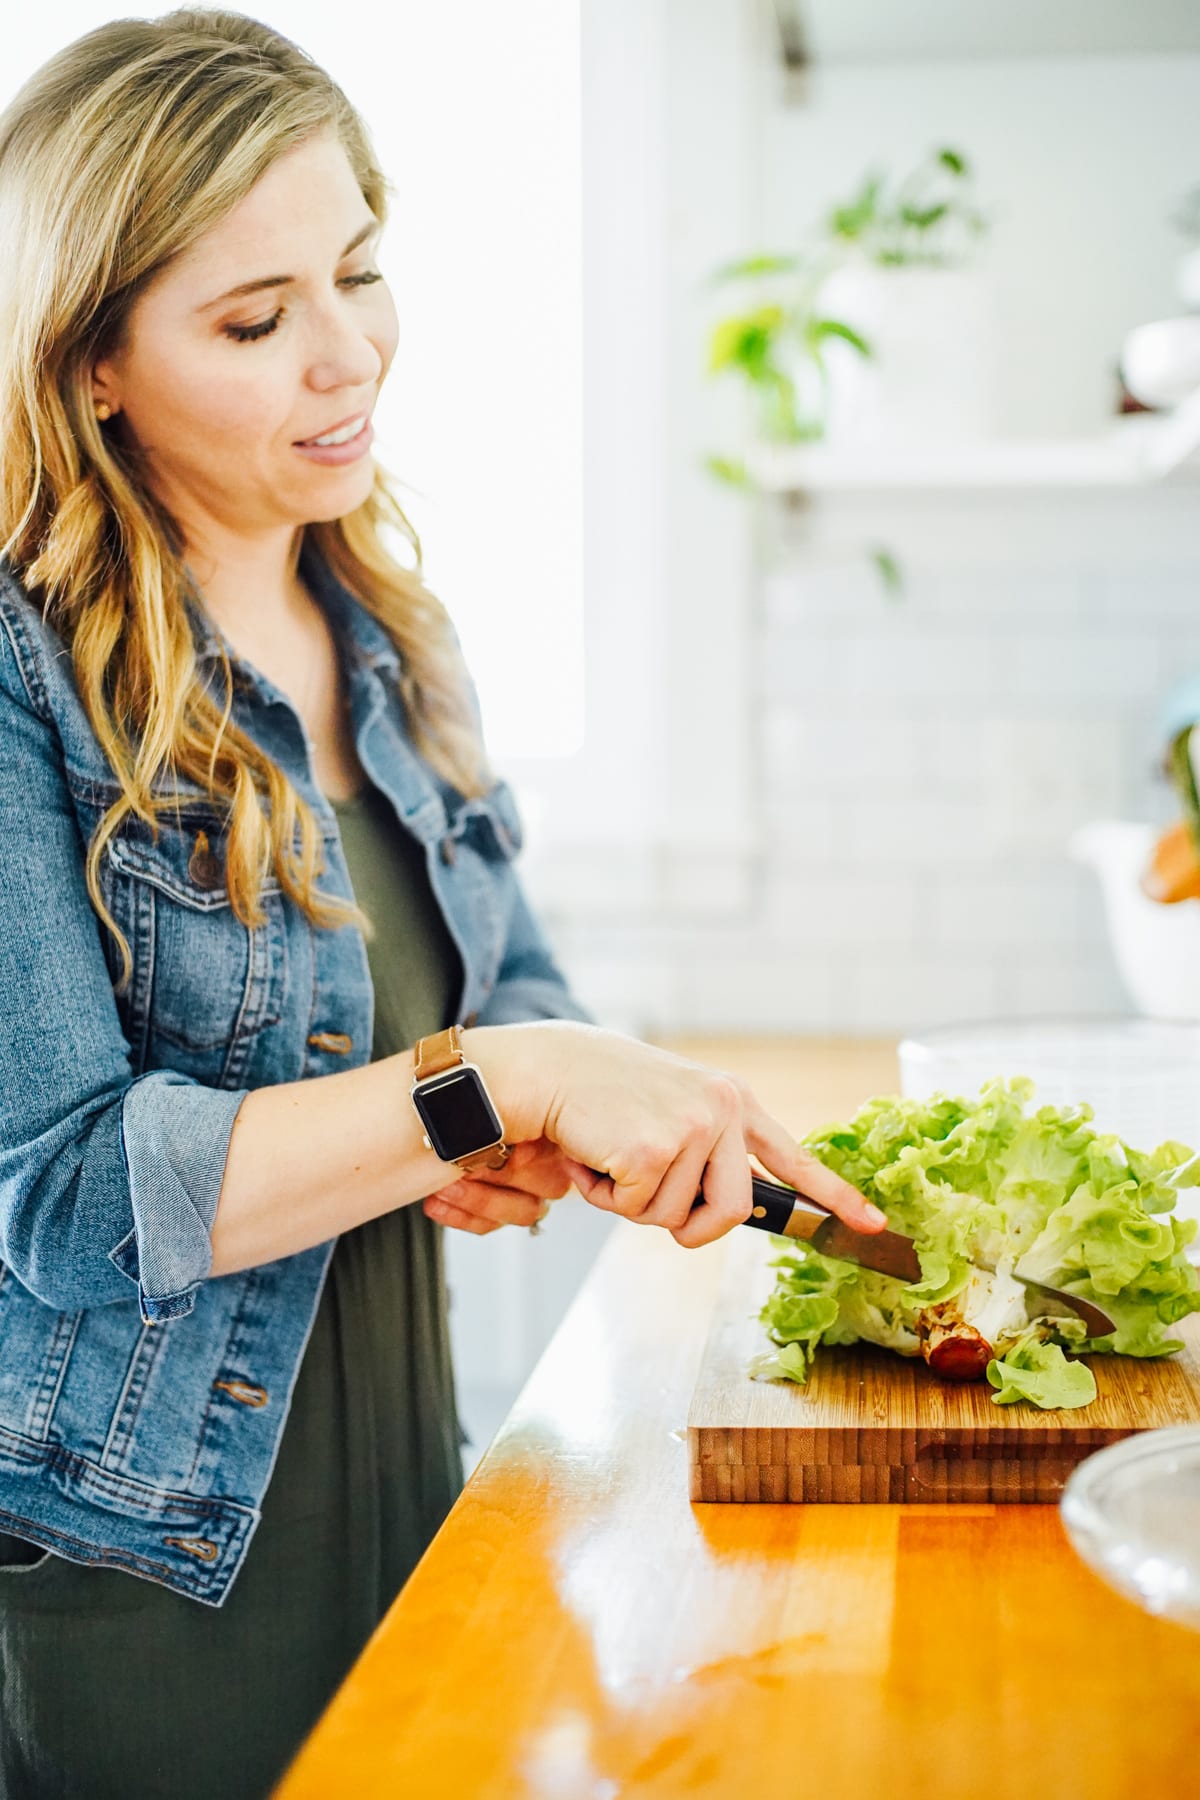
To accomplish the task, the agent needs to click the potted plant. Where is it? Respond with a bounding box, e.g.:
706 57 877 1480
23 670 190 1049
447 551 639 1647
704 252 873 452
705 143 993 464
702 147 991 592
815 147 993 448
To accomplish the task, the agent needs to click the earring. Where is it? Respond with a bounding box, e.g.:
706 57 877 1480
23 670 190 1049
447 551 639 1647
94 400 113 421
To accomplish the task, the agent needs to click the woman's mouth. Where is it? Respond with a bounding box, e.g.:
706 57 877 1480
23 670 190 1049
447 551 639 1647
293 413 374 464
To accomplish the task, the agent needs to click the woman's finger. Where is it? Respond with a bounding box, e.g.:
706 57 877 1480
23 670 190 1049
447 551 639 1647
669 1116 754 1249
446 1162 576 1203
629 1130 726 1232
424 1196 505 1236
558 1157 607 1201
443 1139 577 1201
737 1092 886 1232
423 1182 550 1229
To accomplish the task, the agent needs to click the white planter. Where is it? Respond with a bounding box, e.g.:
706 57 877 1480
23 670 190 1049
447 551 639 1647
1120 316 1200 410
1071 820 1200 1020
1178 245 1200 312
815 262 998 449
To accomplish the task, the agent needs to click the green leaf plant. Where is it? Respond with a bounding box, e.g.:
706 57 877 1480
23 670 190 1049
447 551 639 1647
702 146 989 597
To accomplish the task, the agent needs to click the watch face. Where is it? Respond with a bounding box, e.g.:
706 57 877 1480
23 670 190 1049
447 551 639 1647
413 1065 503 1163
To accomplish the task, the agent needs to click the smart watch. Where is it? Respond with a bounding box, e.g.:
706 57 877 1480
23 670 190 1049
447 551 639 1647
410 1025 511 1173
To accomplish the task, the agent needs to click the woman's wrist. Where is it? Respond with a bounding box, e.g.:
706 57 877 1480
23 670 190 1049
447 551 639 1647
459 1019 593 1146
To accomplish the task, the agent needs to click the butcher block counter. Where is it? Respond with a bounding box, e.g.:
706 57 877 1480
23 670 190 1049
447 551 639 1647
275 1036 1200 1799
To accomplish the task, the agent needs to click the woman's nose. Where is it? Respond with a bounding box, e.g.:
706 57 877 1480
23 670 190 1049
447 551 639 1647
307 311 384 389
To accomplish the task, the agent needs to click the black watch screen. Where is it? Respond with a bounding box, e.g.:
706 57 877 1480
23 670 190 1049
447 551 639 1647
413 1066 504 1163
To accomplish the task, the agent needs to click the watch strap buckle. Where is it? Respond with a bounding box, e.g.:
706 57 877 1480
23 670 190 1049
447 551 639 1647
454 1142 512 1174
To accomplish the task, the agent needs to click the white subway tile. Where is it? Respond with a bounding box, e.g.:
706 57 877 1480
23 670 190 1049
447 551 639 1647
1002 953 1133 1019
924 868 1083 951
979 717 1128 852
763 871 919 949
762 795 859 866
762 710 921 794
672 947 842 1034
848 629 1002 705
841 954 1001 1036
1157 634 1200 702
1074 869 1112 949
758 629 856 702
846 795 999 865
762 559 881 627
925 567 1085 624
1090 567 1200 626
909 716 992 794
1007 633 1161 705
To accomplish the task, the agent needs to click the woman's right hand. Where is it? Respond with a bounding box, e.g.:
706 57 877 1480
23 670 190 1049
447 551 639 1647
461 1021 886 1250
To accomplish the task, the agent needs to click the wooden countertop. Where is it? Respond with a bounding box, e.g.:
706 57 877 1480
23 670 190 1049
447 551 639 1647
275 1036 1200 1799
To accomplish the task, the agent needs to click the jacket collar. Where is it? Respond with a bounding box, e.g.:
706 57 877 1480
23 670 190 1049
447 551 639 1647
182 534 402 680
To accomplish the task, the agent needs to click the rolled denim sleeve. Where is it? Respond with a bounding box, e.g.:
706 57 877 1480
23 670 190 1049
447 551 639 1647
0 610 248 1318
109 1076 248 1321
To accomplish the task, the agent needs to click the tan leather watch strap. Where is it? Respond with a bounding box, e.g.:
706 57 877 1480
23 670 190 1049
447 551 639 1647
414 1024 464 1081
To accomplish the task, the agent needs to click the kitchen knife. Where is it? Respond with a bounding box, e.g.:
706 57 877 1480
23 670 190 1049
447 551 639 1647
735 1173 1117 1339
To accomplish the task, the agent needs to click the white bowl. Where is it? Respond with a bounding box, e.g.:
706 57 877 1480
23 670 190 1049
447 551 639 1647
1070 820 1200 1021
1121 317 1200 410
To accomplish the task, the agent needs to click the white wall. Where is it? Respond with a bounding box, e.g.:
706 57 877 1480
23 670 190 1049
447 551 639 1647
529 4 1200 1046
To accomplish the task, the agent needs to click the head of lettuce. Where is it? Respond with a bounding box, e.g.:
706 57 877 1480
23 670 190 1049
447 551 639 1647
750 1076 1200 1410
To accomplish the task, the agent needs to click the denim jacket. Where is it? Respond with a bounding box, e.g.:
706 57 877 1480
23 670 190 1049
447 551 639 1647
0 536 592 1607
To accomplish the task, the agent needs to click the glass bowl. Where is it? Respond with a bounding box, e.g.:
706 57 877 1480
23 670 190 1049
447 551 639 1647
898 1016 1200 1231
1060 1427 1200 1630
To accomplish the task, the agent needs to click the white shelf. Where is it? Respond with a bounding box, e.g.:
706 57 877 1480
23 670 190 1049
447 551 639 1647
774 0 1200 66
745 399 1200 492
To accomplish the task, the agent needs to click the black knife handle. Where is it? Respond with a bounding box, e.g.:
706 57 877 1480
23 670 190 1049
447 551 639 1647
582 1166 831 1233
736 1174 829 1242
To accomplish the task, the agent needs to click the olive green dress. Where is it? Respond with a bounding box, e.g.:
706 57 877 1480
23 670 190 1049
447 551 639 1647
0 781 469 1800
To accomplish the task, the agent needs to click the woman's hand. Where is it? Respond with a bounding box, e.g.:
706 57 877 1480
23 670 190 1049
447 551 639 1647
421 1138 578 1237
459 1022 886 1250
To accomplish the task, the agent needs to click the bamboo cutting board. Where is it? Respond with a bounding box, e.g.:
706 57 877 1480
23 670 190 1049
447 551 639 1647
688 1226 1200 1503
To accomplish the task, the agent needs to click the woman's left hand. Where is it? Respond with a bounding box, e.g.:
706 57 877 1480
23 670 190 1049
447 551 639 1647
421 1137 578 1236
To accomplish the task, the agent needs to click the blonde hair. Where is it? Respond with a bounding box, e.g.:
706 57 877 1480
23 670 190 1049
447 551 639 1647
0 7 493 994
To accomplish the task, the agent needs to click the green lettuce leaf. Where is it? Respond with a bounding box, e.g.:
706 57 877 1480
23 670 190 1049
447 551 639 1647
985 1339 1097 1409
752 1076 1200 1409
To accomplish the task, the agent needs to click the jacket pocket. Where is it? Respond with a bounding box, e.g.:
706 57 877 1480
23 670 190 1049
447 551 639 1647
98 809 288 1085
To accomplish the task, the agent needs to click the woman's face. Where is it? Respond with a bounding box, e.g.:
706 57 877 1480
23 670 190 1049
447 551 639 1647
93 129 398 555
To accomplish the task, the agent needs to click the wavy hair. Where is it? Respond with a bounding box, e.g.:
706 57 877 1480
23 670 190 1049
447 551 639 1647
0 7 493 994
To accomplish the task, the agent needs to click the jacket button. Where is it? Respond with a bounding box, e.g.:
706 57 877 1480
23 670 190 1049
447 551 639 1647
462 1011 479 1030
188 830 223 889
439 836 457 866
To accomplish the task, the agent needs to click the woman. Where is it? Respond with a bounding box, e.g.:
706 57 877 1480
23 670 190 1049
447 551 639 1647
0 11 883 1798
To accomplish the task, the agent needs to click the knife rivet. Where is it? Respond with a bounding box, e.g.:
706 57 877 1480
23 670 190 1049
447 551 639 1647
752 1205 767 1218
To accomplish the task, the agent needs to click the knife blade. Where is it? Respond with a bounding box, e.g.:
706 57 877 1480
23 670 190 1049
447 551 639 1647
737 1173 1116 1340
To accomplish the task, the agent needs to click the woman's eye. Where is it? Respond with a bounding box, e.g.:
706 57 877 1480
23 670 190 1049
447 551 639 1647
224 271 384 344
